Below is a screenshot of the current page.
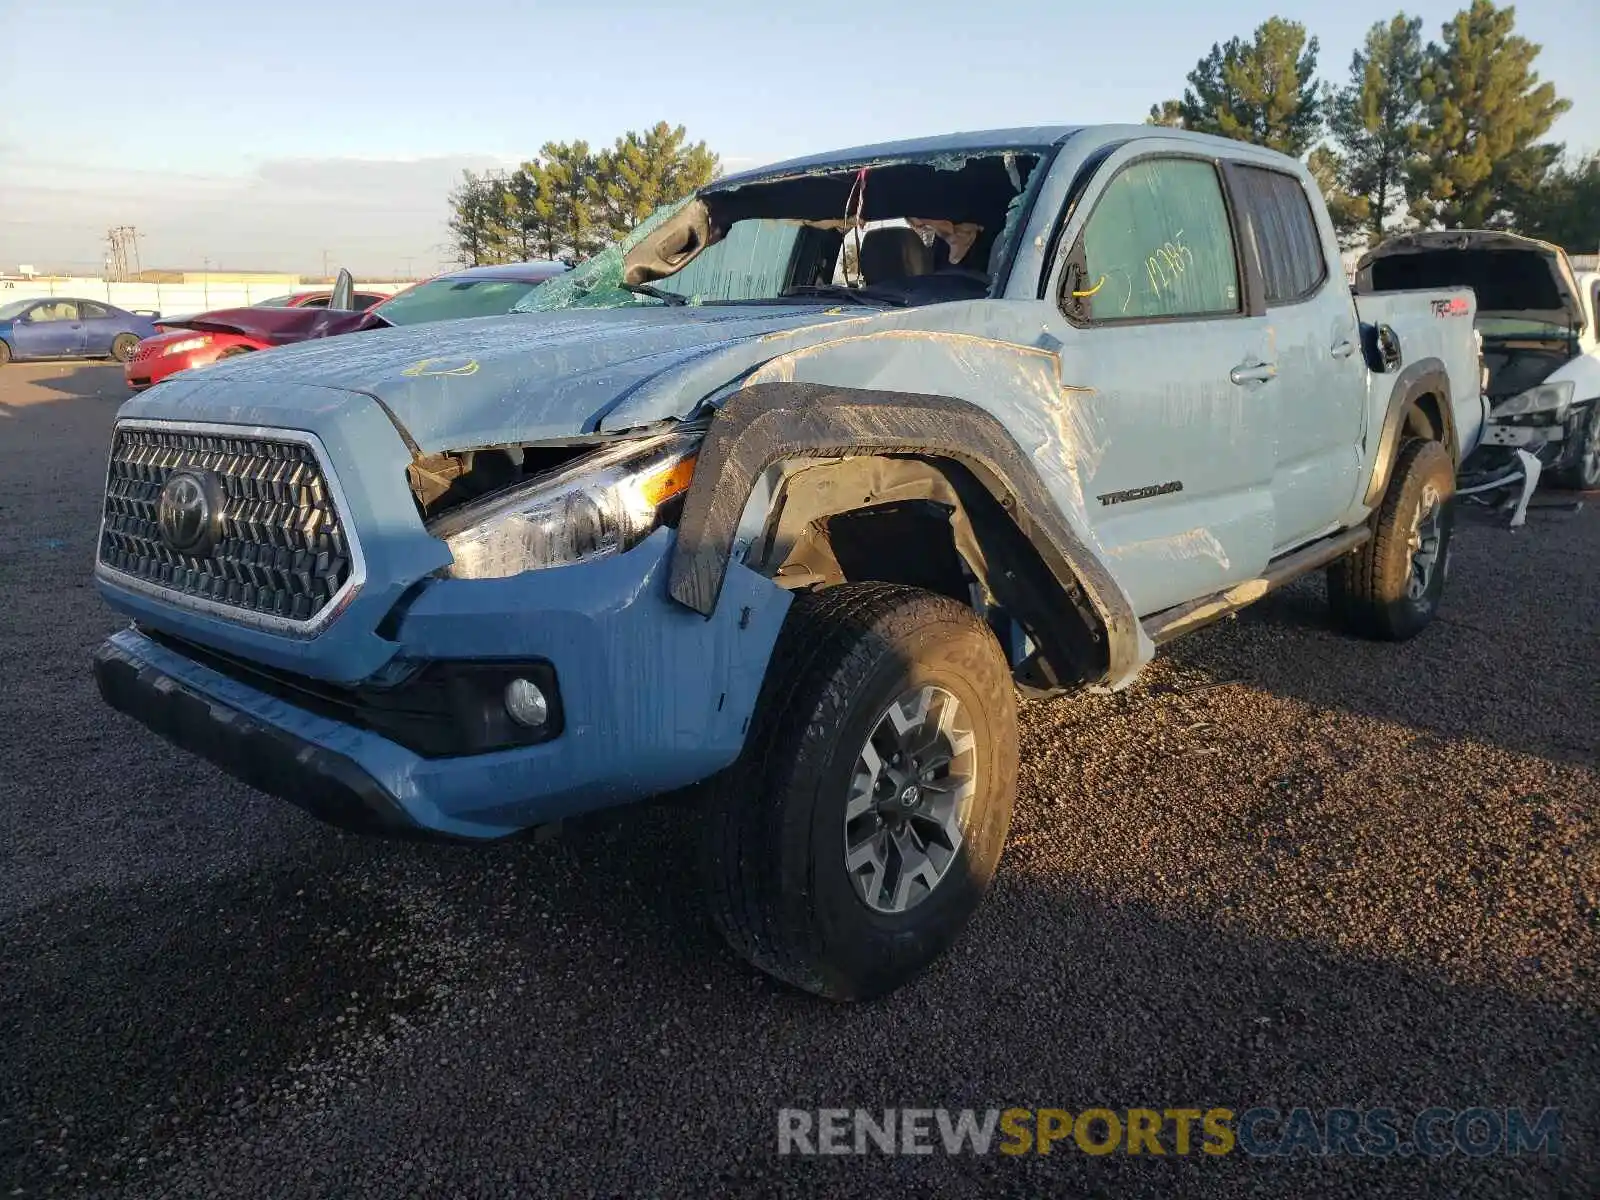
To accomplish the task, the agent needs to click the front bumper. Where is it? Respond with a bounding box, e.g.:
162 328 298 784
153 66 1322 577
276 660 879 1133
123 340 244 391
94 632 420 836
93 530 792 839
124 351 186 392
1462 406 1586 478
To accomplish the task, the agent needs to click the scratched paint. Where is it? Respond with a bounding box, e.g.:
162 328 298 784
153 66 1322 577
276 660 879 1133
1104 527 1232 571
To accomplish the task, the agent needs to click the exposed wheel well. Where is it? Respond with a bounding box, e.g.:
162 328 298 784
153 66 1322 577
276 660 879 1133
1406 393 1444 445
751 454 1108 692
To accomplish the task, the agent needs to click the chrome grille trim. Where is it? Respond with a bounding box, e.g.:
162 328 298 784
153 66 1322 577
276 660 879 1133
94 418 368 637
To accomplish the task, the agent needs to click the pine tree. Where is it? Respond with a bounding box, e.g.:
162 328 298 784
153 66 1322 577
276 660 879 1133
1329 15 1425 245
1408 1 1570 228
527 141 607 261
446 171 512 266
1148 18 1324 155
590 123 720 242
1511 154 1600 250
1307 146 1372 247
504 166 543 261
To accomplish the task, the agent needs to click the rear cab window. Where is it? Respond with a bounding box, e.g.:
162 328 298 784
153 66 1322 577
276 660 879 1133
1231 165 1327 305
1064 157 1241 322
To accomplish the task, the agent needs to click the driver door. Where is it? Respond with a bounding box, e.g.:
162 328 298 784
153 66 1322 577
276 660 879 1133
1038 147 1277 616
17 301 85 358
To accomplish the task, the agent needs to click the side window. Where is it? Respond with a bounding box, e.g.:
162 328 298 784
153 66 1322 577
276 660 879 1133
31 301 79 322
80 302 110 319
1234 165 1327 304
354 294 384 310
300 297 331 308
1072 157 1240 321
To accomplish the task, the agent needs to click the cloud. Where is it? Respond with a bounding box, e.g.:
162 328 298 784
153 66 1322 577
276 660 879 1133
0 154 511 277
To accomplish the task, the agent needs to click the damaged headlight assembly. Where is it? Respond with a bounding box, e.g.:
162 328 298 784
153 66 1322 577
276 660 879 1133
1491 380 1574 421
429 431 701 580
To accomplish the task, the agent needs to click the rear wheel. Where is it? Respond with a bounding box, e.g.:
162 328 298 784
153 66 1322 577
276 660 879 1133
1327 438 1455 640
0 340 12 366
110 333 138 363
1550 404 1600 491
700 583 1018 1001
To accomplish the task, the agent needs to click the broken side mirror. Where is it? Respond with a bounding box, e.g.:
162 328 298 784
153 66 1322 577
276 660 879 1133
329 268 355 311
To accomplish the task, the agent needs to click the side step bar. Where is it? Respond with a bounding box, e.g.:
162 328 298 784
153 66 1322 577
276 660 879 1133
1141 526 1371 646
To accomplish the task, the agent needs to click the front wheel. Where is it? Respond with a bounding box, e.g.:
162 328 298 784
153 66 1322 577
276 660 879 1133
1327 438 1455 640
700 583 1019 1001
0 339 11 366
110 333 139 363
1550 404 1600 491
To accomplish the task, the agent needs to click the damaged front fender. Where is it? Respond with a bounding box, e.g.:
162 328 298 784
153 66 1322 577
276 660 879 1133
667 381 1147 689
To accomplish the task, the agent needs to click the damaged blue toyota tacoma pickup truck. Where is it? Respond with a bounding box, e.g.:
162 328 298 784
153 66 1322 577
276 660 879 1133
93 125 1484 1000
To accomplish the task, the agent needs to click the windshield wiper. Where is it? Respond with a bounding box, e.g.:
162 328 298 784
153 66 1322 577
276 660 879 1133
621 282 688 306
781 284 902 307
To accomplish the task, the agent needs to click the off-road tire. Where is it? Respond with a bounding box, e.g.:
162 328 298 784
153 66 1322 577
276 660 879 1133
1550 404 1600 491
701 583 1018 1001
1327 438 1455 640
109 333 139 363
0 340 11 366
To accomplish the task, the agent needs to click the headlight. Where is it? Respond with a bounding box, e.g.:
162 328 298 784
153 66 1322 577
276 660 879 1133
162 335 213 355
430 431 700 580
1491 380 1574 420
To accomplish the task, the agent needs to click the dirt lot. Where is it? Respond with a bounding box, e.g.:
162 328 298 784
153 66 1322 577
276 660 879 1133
1 361 1596 1198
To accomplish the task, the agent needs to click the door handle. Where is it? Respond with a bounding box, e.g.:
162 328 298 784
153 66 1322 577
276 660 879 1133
1230 361 1277 385
1330 339 1356 359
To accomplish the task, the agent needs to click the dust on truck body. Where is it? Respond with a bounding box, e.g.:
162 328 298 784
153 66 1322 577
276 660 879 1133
93 125 1483 1000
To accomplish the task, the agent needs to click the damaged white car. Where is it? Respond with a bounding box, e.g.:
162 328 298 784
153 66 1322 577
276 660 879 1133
1356 231 1600 493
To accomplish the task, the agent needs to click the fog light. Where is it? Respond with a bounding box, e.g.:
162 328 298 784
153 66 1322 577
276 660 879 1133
503 678 549 728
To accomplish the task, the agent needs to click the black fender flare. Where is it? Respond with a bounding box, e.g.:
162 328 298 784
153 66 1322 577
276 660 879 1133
1363 358 1454 508
667 382 1143 686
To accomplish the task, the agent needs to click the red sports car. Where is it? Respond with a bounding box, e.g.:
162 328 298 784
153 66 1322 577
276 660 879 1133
127 287 390 389
124 263 565 390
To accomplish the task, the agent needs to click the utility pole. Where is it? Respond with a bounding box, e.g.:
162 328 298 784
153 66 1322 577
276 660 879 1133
322 249 330 280
103 226 144 281
202 256 211 306
402 256 414 280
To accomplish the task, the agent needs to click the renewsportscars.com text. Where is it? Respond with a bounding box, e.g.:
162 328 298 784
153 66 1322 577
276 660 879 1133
777 1106 1562 1159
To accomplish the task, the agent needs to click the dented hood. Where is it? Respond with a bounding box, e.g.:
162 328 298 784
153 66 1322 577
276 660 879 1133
1355 231 1587 332
153 305 885 451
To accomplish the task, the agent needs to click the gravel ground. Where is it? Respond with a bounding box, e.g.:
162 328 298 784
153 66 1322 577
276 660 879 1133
1 361 1596 1199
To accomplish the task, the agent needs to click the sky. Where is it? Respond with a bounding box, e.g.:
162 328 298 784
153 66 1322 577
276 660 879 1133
1 0 1595 278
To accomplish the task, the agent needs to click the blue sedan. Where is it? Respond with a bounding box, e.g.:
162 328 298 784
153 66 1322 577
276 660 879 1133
0 297 159 365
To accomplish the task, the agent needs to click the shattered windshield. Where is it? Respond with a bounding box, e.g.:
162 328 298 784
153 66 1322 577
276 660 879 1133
516 147 1052 313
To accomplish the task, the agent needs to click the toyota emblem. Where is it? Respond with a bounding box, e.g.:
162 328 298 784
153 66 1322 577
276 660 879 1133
156 470 221 556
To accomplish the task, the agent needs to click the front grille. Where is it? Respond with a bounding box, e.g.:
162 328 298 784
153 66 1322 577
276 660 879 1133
99 424 356 626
